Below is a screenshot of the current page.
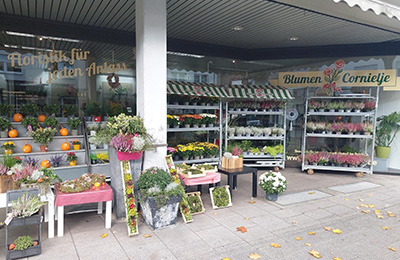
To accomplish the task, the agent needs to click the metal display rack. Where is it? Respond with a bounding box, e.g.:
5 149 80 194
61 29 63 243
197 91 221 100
301 89 379 175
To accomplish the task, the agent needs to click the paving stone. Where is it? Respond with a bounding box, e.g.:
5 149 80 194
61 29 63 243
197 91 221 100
275 190 332 206
196 226 243 248
328 181 381 193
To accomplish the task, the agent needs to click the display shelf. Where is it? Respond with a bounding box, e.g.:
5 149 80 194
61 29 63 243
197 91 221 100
52 164 88 170
0 135 84 142
228 110 284 115
228 136 284 141
306 133 373 139
173 157 219 164
308 95 375 100
303 164 371 174
167 127 219 132
167 104 219 110
307 111 374 117
9 149 86 156
90 163 110 167
243 154 284 159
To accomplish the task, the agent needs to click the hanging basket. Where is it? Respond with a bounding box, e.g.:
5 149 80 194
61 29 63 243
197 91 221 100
117 151 143 161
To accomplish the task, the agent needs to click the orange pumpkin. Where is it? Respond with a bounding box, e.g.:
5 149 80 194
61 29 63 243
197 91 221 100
8 129 18 138
38 114 46 122
13 113 23 122
59 128 69 136
22 144 32 153
40 160 51 168
61 140 71 151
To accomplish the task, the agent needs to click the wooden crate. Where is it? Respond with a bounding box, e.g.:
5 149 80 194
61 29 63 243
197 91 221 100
0 175 19 193
221 157 243 170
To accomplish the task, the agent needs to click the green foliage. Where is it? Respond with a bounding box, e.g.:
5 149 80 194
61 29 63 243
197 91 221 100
187 193 203 213
11 192 44 218
20 104 38 116
109 102 124 116
212 187 230 208
376 112 400 147
0 104 13 116
137 168 173 191
342 145 358 154
43 117 58 128
0 154 20 168
42 168 62 183
21 117 39 131
63 105 77 117
13 236 33 250
43 104 60 116
66 118 82 129
240 140 252 152
90 153 97 160
0 117 11 131
83 99 103 116
28 127 57 145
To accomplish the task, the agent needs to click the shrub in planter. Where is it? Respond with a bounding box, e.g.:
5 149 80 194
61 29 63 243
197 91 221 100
20 104 39 117
137 167 184 229
0 104 13 117
0 117 11 132
21 117 40 131
43 117 58 129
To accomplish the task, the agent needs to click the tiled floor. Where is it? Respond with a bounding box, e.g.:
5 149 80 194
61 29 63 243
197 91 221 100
2 167 400 259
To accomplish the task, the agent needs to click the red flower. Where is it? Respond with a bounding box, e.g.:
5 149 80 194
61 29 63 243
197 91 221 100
323 67 332 76
129 204 135 209
334 59 345 69
322 83 330 89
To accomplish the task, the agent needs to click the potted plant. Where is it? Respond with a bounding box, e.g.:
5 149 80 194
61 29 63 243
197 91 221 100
66 118 82 136
63 105 77 118
110 133 148 160
43 104 60 116
50 154 64 168
0 104 13 118
137 167 184 229
27 127 56 152
20 104 39 117
71 140 81 150
82 100 103 121
375 112 400 158
90 153 97 164
259 170 287 201
2 142 15 155
0 117 11 138
209 186 232 209
43 117 58 129
66 152 77 166
21 117 40 131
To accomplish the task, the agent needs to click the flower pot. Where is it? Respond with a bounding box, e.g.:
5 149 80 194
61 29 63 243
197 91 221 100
90 144 97 150
140 193 182 230
266 192 278 201
91 158 97 164
309 109 315 112
319 109 324 112
53 162 60 168
338 109 344 113
39 145 48 152
376 146 391 159
173 125 180 128
208 124 214 127
90 130 97 136
184 124 190 128
71 129 78 136
117 151 143 161
4 149 12 155
174 156 179 161
201 124 206 128
0 131 8 138
69 160 77 166
193 125 199 128
345 109 352 112
355 109 361 113
103 144 108 149
73 144 81 150
329 109 335 112
194 156 200 160
183 157 189 161
93 116 101 122
184 102 189 105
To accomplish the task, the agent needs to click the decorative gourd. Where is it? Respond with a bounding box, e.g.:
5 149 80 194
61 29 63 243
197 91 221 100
22 144 32 153
40 160 51 168
8 129 18 138
59 127 69 136
13 113 23 122
38 114 46 122
61 139 71 151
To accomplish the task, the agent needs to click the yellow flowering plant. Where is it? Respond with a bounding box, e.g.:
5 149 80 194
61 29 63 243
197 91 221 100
2 142 15 150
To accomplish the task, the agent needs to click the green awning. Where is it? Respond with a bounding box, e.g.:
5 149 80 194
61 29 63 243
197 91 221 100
167 81 229 98
226 85 293 100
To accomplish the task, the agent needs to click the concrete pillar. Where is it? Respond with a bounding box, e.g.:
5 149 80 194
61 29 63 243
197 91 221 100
136 0 167 169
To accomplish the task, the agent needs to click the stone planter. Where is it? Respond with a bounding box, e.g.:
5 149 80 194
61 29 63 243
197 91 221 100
140 193 182 230
0 130 8 138
71 129 78 136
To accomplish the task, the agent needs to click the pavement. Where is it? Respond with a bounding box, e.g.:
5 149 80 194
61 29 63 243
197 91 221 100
1 167 400 260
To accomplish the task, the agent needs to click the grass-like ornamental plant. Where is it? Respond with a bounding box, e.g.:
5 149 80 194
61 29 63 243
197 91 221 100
259 171 287 194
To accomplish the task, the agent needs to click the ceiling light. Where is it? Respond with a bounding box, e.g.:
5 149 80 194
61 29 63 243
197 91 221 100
5 31 81 43
232 60 236 64
3 44 52 52
167 51 204 58
289 36 299 41
5 31 35 37
232 26 244 31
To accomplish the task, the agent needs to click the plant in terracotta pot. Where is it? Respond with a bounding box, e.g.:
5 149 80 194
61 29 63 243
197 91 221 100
0 117 11 138
66 118 82 136
259 170 287 201
66 152 77 166
137 167 184 230
27 127 57 152
375 112 400 159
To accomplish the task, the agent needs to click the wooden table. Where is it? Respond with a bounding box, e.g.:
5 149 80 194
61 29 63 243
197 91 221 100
218 167 258 199
54 183 113 237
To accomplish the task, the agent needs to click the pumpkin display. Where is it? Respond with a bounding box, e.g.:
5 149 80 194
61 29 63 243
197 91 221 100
38 114 46 122
59 127 69 136
13 113 23 122
8 129 18 138
22 144 32 153
40 160 51 168
61 140 71 151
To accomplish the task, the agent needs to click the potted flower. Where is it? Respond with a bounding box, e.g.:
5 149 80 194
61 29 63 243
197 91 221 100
343 101 353 112
0 104 13 118
43 104 60 116
263 127 271 136
27 127 57 152
308 100 320 112
110 133 147 160
327 102 338 112
337 101 344 112
50 154 64 168
2 142 15 155
66 152 77 166
66 118 82 136
90 153 97 164
228 127 236 137
363 101 376 112
259 171 287 201
375 112 400 158
236 127 245 137
353 102 365 113
137 167 184 229
71 140 81 150
363 122 374 135
0 117 11 138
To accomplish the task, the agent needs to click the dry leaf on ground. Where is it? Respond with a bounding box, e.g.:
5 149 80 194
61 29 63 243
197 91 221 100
309 250 322 258
244 217 249 220
388 247 397 252
237 226 247 233
308 232 316 235
344 198 349 201
387 211 396 217
292 221 297 224
308 191 315 195
324 227 332 231
249 252 261 259
359 198 364 201
144 234 152 238
101 233 108 238
362 210 370 214
333 258 342 260
222 258 231 260
368 204 375 208
332 229 342 234
305 243 312 247
248 201 256 204
381 226 391 230
296 237 302 240
270 243 281 248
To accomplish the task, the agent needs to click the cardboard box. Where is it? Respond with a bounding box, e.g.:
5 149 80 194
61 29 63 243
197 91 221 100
221 157 243 170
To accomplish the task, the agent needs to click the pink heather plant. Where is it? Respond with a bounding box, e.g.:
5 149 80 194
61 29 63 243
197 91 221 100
345 123 358 133
12 163 38 182
231 146 243 156
111 134 135 153
0 165 8 176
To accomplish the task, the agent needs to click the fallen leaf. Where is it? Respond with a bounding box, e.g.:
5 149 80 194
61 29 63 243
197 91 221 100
236 226 247 233
130 257 134 260
112 231 117 234
333 258 342 260
305 243 312 247
381 226 391 230
222 258 231 260
308 191 315 195
249 252 261 259
368 204 375 208
101 233 108 238
359 198 364 202
270 243 281 248
387 212 396 217
213 212 217 215
362 210 370 214
359 203 367 207
377 215 384 219
248 201 256 204
355 207 360 209
308 232 316 235
296 237 302 240
324 227 332 231
292 221 297 224
244 217 249 220
144 234 152 238
344 198 349 201
309 250 322 258
388 247 397 252
332 229 342 234
375 210 381 214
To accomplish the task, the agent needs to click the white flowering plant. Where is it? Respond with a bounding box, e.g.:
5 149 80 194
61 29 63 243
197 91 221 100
258 171 287 194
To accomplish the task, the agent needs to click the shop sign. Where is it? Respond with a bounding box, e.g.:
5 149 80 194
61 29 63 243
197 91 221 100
7 48 127 84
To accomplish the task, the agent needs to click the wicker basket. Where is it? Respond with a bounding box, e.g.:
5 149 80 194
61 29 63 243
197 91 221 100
0 175 19 193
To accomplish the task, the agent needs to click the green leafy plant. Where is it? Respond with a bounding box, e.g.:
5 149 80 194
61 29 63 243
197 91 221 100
28 127 57 146
0 117 11 131
212 187 230 208
375 112 400 147
13 236 34 250
67 118 82 129
259 171 287 194
43 117 58 128
187 193 203 213
21 117 39 131
240 140 252 152
20 104 38 116
0 104 13 116
63 105 77 117
43 104 60 116
82 99 103 116
90 153 97 160
0 154 20 168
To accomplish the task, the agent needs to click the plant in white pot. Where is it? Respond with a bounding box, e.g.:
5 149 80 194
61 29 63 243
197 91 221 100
375 112 400 159
137 167 184 230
